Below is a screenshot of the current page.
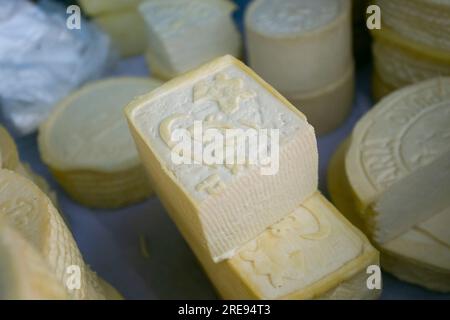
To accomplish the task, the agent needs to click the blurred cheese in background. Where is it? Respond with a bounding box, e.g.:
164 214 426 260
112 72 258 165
38 78 162 209
126 55 380 299
0 220 68 300
372 0 450 100
245 0 354 135
78 0 147 57
328 78 450 292
0 169 122 299
0 0 116 136
0 125 57 206
139 0 242 80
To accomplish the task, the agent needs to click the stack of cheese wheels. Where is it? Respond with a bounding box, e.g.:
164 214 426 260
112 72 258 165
78 0 147 57
245 0 354 135
372 0 450 100
328 78 450 292
0 126 56 204
0 169 122 299
126 55 380 299
38 77 162 209
138 0 241 81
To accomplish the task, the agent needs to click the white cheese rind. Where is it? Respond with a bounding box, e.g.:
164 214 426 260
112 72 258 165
139 0 241 80
245 0 352 95
126 55 318 262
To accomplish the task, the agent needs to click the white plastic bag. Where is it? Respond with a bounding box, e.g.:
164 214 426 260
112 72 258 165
0 0 117 136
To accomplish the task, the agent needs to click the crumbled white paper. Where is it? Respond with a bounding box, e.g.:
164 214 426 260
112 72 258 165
0 0 117 136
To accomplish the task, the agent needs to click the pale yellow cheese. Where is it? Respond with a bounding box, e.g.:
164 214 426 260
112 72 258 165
346 78 450 244
126 55 318 262
78 0 143 16
245 0 352 94
372 28 450 98
285 63 354 135
245 0 354 134
375 0 450 52
0 169 121 299
328 78 450 292
139 0 241 80
0 126 20 171
94 10 147 57
0 220 68 300
39 77 162 208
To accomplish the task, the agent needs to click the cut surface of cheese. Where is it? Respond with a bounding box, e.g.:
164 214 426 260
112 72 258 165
173 192 379 299
328 139 450 292
245 0 352 94
126 55 318 262
39 77 162 208
139 0 241 80
0 169 121 299
346 78 450 244
78 0 143 16
94 10 147 57
0 220 68 300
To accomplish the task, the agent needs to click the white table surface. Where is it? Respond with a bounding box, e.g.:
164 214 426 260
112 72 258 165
11 56 450 300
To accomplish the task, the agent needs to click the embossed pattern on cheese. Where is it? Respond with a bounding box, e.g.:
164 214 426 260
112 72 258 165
127 55 318 262
194 193 379 299
248 0 340 36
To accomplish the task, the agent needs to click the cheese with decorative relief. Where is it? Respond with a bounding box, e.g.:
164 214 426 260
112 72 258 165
126 55 318 262
346 78 450 244
175 192 379 299
139 0 241 80
39 78 162 208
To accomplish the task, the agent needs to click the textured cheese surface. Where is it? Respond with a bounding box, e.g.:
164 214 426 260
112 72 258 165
190 193 379 299
0 221 68 300
0 169 108 299
328 139 450 292
247 0 341 36
39 78 162 172
139 0 241 78
127 55 318 261
347 78 450 212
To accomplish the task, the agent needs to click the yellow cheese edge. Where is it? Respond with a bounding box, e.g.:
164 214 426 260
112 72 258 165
38 77 161 173
327 139 450 292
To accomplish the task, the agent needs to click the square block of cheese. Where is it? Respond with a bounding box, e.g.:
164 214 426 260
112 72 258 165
188 193 379 299
126 55 318 262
